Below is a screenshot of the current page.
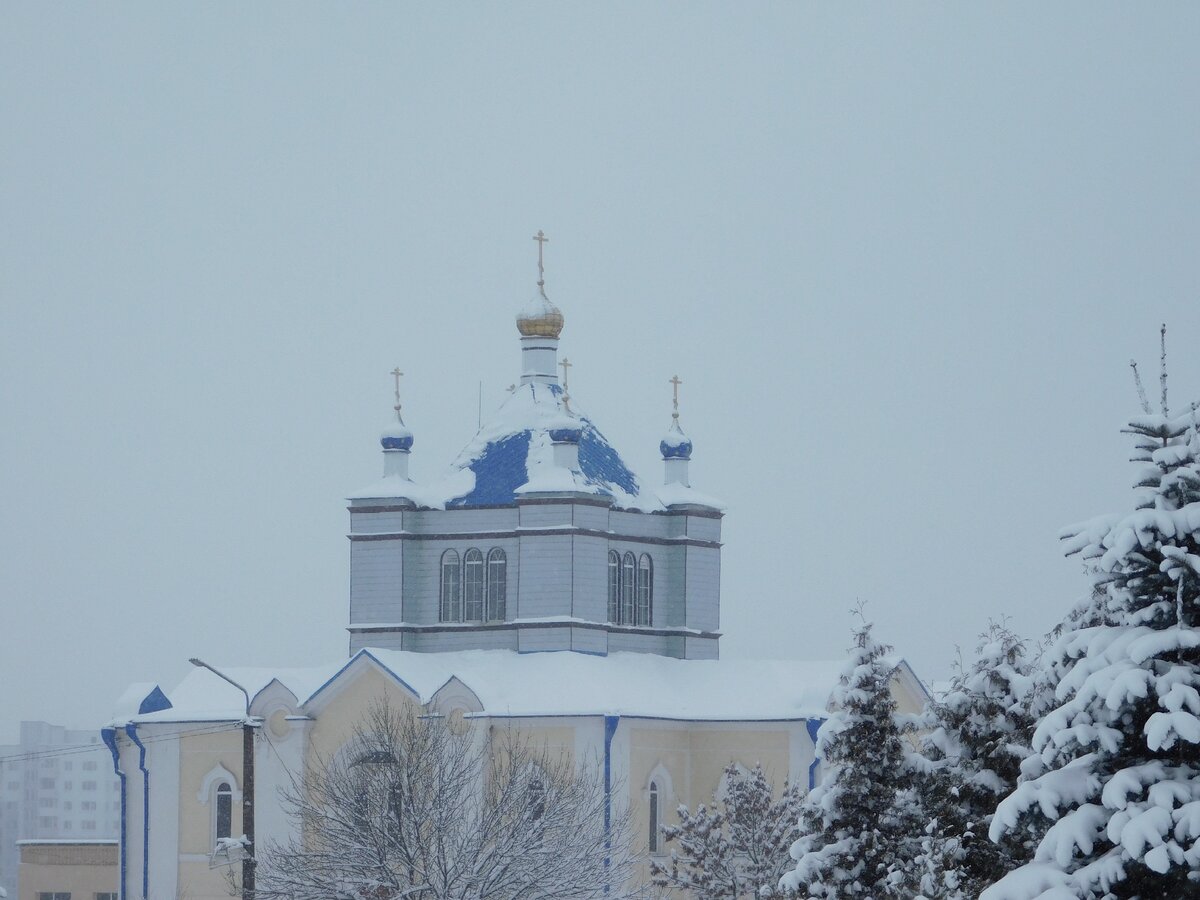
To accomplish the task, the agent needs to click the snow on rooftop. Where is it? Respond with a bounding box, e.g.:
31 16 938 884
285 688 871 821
350 381 699 511
115 662 342 725
124 649 848 724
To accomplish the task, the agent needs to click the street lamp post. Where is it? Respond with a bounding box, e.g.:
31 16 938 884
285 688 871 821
189 658 256 900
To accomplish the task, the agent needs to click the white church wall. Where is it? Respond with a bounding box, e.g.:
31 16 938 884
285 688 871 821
349 541 403 624
570 534 607 622
517 626 573 652
348 508 406 534
684 546 721 633
142 724 180 900
655 544 687 628
568 626 608 654
610 509 673 540
407 629 520 653
515 534 573 619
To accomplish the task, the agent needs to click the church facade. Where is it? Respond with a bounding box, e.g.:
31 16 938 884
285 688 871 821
100 244 928 900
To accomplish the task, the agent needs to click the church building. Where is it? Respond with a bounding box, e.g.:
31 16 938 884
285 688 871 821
100 236 928 900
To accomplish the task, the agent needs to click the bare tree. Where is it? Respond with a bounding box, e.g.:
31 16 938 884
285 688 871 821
650 762 803 898
258 701 637 900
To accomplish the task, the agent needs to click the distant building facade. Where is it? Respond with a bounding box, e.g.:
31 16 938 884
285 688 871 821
17 841 117 900
0 723 120 899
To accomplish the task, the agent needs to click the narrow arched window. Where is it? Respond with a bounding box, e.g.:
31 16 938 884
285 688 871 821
463 549 484 621
215 782 232 841
440 550 462 622
621 553 636 625
487 548 507 621
648 780 660 853
529 770 545 823
607 551 620 624
637 554 653 627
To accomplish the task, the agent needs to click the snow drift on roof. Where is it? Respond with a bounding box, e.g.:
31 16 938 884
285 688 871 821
126 649 851 724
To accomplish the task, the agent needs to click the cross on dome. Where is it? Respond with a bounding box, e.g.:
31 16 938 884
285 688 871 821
391 367 405 424
560 357 573 412
533 229 549 290
516 228 564 339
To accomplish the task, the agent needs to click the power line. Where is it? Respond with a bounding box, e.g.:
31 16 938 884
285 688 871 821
0 722 244 766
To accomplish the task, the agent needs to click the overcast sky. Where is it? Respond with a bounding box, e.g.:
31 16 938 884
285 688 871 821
2 4 1199 743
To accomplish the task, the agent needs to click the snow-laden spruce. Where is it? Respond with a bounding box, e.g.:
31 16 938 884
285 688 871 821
915 622 1036 898
983 403 1200 899
781 618 925 898
650 762 803 898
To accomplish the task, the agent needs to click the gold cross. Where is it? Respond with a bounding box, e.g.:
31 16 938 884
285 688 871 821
533 230 549 286
670 375 682 418
559 357 572 392
391 367 404 420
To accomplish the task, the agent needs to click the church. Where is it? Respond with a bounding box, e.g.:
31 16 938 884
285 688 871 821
99 236 928 900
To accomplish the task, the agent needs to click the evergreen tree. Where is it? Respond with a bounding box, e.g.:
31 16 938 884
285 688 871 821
780 616 924 898
915 622 1036 898
983 401 1200 899
650 762 804 898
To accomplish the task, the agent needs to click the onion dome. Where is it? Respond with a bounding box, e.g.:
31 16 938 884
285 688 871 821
547 411 582 445
516 229 564 338
516 289 564 338
381 421 414 452
660 420 693 460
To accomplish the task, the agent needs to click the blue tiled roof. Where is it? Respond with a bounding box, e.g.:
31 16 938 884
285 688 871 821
447 383 642 508
450 432 533 506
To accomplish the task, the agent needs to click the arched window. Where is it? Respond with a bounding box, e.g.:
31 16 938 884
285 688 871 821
607 551 620 624
350 750 401 833
648 780 660 853
440 550 462 622
636 554 653 627
486 549 507 621
463 549 484 621
215 782 232 842
621 553 636 625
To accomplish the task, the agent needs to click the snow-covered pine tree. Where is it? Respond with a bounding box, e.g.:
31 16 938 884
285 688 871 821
650 762 804 898
915 622 1036 898
780 616 925 898
983 398 1200 899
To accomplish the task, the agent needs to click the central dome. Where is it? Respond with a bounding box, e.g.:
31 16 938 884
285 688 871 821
516 289 564 338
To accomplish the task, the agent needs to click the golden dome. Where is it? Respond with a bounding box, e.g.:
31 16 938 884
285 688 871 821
516 290 564 338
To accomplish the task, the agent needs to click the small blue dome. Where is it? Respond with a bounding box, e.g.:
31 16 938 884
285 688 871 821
381 423 414 451
660 436 692 459
661 421 692 459
549 426 582 444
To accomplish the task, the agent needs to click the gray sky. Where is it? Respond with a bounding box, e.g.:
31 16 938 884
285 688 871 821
2 4 1199 743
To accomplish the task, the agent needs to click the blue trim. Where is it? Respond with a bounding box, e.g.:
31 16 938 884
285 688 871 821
603 715 619 894
125 724 149 899
303 649 421 707
102 727 127 900
137 686 172 715
806 718 825 791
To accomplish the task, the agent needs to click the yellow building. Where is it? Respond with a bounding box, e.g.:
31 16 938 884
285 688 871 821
16 841 116 900
106 649 926 900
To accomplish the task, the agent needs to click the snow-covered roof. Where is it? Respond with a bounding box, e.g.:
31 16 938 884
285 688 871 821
117 649 857 725
350 382 723 512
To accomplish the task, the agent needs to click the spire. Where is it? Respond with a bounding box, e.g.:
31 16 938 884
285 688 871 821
661 374 693 486
380 367 414 478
